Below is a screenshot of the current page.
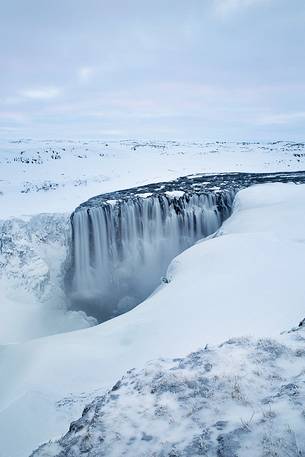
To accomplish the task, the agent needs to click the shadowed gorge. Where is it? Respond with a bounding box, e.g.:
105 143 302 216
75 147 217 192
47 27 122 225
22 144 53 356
66 171 305 322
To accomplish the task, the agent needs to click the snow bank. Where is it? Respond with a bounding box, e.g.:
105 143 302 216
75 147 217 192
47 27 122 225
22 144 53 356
1 182 305 456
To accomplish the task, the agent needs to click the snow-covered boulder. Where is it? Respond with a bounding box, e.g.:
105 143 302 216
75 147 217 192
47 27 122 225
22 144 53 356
32 329 305 457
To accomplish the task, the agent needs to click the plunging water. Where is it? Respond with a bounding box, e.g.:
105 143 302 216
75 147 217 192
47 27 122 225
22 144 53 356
68 190 235 321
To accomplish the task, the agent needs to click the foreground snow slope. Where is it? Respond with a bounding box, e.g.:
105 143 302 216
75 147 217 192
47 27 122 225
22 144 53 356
0 182 305 457
1 139 305 217
33 330 305 457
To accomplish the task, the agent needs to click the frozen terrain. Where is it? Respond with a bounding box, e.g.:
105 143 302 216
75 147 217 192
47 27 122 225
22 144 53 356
1 139 305 217
2 0 305 454
1 139 305 344
0 180 305 456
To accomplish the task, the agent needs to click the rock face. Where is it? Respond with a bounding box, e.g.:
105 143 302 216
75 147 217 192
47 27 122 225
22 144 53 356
67 170 305 322
32 328 305 457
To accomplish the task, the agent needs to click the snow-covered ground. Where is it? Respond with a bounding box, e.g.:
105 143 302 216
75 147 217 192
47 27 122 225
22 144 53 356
0 181 305 457
1 139 305 217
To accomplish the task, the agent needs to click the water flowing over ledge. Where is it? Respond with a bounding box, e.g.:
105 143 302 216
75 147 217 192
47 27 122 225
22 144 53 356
67 171 305 322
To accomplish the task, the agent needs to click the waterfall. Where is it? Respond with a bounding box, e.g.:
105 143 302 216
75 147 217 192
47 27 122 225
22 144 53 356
68 189 236 322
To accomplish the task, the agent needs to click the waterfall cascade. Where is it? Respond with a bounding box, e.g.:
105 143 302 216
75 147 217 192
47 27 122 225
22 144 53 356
68 190 235 321
67 171 305 322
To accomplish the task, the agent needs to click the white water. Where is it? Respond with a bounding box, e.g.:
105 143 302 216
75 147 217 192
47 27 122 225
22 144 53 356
69 191 235 321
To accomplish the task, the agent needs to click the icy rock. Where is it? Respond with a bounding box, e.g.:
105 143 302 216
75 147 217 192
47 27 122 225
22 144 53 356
0 213 70 297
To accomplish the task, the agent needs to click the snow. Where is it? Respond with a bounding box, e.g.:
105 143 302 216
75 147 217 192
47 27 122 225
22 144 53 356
1 139 305 218
165 190 185 198
0 278 94 344
135 192 153 198
32 330 305 457
2 138 302 344
1 181 305 456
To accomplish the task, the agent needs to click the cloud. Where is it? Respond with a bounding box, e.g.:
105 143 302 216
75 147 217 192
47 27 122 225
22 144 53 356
78 66 95 83
213 0 268 16
0 111 26 122
258 111 305 125
20 87 61 100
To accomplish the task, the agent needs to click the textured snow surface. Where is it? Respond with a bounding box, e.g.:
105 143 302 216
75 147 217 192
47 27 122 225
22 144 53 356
1 183 305 457
1 139 305 217
32 329 305 457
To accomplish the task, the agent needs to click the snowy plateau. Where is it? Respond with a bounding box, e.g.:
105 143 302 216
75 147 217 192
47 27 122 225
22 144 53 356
1 139 305 457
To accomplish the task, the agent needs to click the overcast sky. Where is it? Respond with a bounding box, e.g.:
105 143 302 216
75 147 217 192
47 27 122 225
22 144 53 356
1 0 305 141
